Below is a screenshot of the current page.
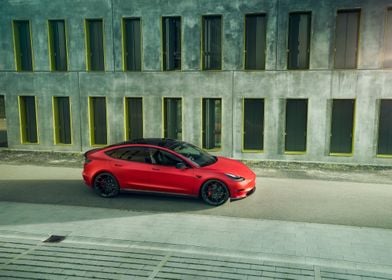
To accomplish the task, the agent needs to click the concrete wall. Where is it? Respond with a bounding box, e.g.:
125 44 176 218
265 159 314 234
0 0 392 165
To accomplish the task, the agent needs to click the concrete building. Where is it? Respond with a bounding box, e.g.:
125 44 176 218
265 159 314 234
0 0 392 165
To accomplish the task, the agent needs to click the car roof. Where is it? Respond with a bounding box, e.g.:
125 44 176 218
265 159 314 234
106 138 181 149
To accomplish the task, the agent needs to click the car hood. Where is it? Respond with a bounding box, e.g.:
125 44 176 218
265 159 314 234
202 156 255 178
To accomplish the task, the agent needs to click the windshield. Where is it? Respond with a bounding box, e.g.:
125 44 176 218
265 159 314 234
169 142 217 167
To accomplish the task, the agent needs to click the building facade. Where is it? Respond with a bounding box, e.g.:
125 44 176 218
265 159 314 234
0 0 392 165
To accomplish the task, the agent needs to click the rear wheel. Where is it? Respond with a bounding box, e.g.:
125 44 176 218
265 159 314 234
200 180 229 206
93 172 120 198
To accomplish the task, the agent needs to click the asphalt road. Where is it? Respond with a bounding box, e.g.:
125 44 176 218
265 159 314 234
1 164 392 229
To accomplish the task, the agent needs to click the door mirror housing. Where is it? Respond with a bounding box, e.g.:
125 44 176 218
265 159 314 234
176 162 187 170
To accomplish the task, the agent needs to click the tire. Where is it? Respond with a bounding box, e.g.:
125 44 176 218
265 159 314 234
93 172 120 198
200 180 230 206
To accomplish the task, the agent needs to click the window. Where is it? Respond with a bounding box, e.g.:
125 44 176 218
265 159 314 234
106 147 156 164
86 19 104 71
19 96 38 143
245 14 266 70
202 98 222 149
162 17 181 71
89 97 107 145
383 8 392 68
334 10 360 69
48 20 68 71
288 12 311 70
164 98 182 140
13 20 33 71
243 98 264 151
154 150 183 167
125 97 143 140
285 99 308 153
330 99 355 154
123 18 142 71
377 100 392 155
0 96 7 147
53 97 71 144
202 15 222 70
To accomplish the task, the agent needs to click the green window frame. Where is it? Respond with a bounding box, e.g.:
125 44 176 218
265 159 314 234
285 99 308 153
288 12 311 70
53 97 72 145
85 19 105 71
162 17 181 71
243 98 264 151
163 98 182 140
19 96 38 144
13 20 33 71
245 14 267 70
123 18 142 71
202 98 222 150
334 9 360 69
202 15 222 70
377 100 392 156
125 97 143 140
329 99 355 155
48 20 68 71
89 97 107 146
383 8 392 68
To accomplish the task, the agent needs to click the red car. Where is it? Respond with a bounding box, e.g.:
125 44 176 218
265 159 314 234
83 139 256 206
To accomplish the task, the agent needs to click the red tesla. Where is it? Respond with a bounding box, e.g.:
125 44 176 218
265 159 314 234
83 139 256 206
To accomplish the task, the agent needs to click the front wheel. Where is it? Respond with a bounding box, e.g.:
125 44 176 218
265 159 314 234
200 180 230 206
93 172 120 198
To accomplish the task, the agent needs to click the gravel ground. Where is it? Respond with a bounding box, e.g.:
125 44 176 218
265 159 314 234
1 149 392 184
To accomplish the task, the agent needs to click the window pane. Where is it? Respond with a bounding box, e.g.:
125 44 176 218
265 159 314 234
54 97 71 144
49 20 67 71
126 97 143 140
163 17 181 71
202 98 221 149
245 14 266 70
0 96 7 147
19 96 38 143
285 99 307 152
377 100 392 155
123 18 141 71
86 19 104 71
334 10 360 69
203 16 222 70
243 99 264 150
14 20 33 71
288 12 311 69
164 98 182 140
384 8 392 68
90 97 107 145
330 99 355 154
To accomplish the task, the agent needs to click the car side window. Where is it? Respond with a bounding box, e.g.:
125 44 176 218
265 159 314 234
153 150 183 167
106 147 157 164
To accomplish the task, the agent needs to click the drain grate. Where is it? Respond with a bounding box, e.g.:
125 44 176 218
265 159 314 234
43 235 66 243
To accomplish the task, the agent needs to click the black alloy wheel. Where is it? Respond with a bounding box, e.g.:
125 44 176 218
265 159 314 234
93 173 120 198
200 180 230 206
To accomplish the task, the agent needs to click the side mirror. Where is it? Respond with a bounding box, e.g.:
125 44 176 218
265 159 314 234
176 162 187 170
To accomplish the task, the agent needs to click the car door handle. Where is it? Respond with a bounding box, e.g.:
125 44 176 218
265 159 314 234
114 164 123 167
152 167 160 171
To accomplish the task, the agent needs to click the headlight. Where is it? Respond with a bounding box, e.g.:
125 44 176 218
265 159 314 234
225 173 245 182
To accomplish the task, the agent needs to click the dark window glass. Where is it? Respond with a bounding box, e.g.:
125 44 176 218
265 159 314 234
330 99 355 154
106 147 156 164
0 96 7 147
86 19 104 71
202 15 222 70
377 100 392 155
202 98 222 149
384 8 392 68
243 99 264 150
125 97 143 140
285 99 308 152
334 10 360 69
163 17 181 71
54 97 71 144
19 96 38 143
164 98 182 140
245 14 266 70
123 18 141 71
0 96 5 119
153 150 183 167
49 20 67 71
13 20 33 71
90 97 107 145
288 12 311 69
